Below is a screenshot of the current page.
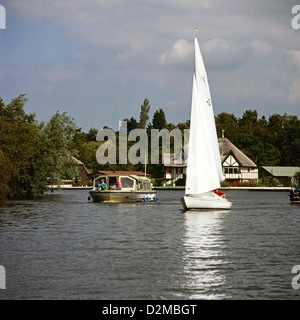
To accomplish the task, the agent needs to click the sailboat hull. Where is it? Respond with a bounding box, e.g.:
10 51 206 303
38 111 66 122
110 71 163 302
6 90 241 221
181 193 232 210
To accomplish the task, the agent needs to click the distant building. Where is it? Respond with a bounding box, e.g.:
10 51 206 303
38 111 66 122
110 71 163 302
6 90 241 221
69 156 89 186
163 137 258 184
61 155 89 187
163 151 187 183
49 155 89 188
259 166 300 185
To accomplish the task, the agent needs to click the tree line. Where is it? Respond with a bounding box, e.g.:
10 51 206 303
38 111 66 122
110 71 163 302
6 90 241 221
215 110 300 167
76 98 300 173
0 94 299 199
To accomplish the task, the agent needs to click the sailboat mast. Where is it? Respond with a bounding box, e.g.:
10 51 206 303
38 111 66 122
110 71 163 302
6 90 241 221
145 129 147 177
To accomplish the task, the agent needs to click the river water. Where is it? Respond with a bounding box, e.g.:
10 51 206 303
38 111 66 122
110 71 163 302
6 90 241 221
0 189 299 300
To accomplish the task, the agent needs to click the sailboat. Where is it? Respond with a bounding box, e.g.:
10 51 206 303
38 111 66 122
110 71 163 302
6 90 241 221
181 34 232 210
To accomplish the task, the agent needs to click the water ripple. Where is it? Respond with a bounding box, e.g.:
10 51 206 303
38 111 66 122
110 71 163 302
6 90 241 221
0 190 299 299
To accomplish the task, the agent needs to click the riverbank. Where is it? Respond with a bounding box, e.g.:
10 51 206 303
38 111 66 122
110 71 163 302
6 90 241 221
48 186 93 190
153 186 291 191
48 185 291 192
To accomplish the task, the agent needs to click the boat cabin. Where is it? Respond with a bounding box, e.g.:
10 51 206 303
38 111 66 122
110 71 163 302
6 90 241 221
93 175 152 191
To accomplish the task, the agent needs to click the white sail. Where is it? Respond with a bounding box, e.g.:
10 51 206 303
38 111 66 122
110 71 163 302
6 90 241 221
193 36 224 183
185 75 220 195
185 36 222 195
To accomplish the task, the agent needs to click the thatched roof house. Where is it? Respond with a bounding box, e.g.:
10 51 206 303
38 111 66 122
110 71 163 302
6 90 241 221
163 137 258 183
218 138 256 167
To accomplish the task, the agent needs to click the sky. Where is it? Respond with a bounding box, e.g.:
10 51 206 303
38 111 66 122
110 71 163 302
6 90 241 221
0 0 300 132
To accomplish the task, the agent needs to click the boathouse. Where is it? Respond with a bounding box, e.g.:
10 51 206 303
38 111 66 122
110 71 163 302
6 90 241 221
259 166 300 185
49 155 89 188
69 156 89 186
62 155 89 186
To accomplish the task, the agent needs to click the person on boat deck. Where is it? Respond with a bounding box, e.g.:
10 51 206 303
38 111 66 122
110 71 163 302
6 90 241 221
99 179 106 190
109 182 116 189
211 189 225 198
110 177 122 189
289 182 300 200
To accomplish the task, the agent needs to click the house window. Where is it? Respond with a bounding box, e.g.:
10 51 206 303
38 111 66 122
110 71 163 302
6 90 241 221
223 167 240 174
165 169 172 179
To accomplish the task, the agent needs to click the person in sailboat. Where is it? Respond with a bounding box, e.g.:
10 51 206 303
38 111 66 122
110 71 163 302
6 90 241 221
211 189 225 198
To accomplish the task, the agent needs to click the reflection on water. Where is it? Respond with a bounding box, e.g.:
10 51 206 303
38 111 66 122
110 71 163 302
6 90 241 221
182 210 229 299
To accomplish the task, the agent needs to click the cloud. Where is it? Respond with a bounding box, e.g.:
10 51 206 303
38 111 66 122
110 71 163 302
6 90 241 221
7 0 298 57
286 50 300 103
160 37 252 70
251 40 273 57
160 39 193 65
287 49 300 72
288 78 300 103
7 0 176 51
3 0 300 131
37 64 82 83
202 38 252 69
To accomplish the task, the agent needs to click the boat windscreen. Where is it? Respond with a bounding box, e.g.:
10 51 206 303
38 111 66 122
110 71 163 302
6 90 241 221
120 177 134 188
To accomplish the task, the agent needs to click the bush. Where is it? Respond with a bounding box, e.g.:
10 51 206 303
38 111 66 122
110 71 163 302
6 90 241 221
252 178 281 187
221 178 282 187
175 178 185 186
221 181 257 187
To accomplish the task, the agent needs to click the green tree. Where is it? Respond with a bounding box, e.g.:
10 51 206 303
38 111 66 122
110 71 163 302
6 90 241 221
123 116 139 133
258 142 281 166
77 140 103 172
42 111 79 185
0 106 48 198
268 113 300 166
152 108 167 130
0 94 35 124
238 109 258 128
215 113 239 143
138 98 151 129
86 127 98 141
176 120 190 134
0 149 14 200
278 114 300 166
